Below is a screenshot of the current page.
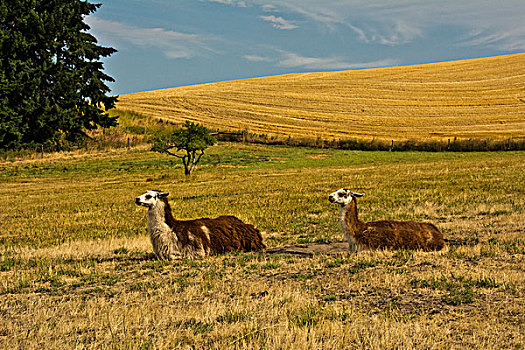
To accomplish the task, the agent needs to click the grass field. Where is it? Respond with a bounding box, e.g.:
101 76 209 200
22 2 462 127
117 53 525 143
1 144 524 348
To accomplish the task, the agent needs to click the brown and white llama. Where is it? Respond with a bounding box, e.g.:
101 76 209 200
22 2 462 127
328 188 444 252
135 190 265 260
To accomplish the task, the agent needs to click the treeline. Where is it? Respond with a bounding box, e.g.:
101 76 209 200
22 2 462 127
109 111 525 153
220 132 525 152
3 108 524 160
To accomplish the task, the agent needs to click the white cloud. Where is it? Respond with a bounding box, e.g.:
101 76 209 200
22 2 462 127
375 20 424 46
280 3 344 32
278 51 397 69
243 54 274 62
281 2 424 44
262 4 279 12
462 31 512 48
267 0 525 49
259 15 298 30
461 30 525 51
339 20 424 46
86 17 216 59
278 52 352 69
385 1 525 49
456 6 525 51
244 49 398 70
209 0 247 7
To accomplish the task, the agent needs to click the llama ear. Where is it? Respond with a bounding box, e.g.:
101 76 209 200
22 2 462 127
351 191 364 198
158 192 170 198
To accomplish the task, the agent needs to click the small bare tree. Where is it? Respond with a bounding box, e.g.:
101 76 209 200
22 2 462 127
152 121 216 175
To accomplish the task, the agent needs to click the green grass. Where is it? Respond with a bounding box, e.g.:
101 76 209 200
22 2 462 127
1 144 524 248
1 144 524 349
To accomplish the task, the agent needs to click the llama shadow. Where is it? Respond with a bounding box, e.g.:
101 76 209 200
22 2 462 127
266 241 349 257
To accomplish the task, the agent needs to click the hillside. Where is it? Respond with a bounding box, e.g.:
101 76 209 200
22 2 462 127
117 54 525 142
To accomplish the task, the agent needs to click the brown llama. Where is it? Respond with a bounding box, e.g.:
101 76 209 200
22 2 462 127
136 190 265 260
328 188 444 252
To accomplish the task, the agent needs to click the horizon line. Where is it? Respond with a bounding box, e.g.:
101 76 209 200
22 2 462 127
117 52 524 96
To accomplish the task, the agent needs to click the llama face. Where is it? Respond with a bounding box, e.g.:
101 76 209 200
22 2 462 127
135 190 170 208
329 189 364 205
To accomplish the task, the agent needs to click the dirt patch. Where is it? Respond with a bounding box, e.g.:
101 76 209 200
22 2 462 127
266 241 349 256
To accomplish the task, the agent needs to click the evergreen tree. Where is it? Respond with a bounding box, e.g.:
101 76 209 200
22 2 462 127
0 0 117 149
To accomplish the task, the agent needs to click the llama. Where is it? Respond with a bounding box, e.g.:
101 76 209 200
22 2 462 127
328 188 444 252
135 190 265 260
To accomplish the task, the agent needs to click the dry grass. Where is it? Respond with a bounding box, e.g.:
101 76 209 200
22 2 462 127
117 54 525 142
2 243 523 349
1 144 524 348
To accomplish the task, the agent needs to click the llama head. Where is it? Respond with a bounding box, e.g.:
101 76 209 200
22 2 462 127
135 190 170 208
328 188 364 205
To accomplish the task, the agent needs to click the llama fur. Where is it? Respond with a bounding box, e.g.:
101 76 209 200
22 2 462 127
329 188 444 252
136 190 265 259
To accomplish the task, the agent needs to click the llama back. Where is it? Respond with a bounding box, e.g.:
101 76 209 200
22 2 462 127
357 220 444 251
170 216 264 255
198 216 265 253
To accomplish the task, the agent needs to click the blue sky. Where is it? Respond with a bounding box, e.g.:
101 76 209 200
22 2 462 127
86 0 525 95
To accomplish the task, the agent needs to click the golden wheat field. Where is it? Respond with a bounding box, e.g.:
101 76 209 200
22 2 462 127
118 53 525 142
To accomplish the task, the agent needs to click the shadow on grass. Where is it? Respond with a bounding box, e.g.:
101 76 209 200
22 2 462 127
266 241 349 256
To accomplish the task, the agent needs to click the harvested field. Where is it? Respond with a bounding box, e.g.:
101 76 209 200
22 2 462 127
118 54 525 142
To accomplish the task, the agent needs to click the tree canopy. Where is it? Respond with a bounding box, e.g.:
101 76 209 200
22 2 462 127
153 121 216 176
0 0 118 149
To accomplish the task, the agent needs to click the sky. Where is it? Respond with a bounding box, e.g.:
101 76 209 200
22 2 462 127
86 0 525 95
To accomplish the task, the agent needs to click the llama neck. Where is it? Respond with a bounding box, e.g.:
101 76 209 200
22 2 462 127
340 199 364 251
148 201 165 229
147 200 180 259
147 200 177 240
